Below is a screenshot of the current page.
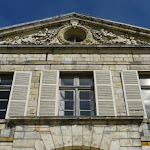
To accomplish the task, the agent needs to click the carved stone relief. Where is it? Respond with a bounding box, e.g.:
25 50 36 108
0 19 149 45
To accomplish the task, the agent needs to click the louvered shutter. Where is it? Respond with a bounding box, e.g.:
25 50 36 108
94 70 116 116
6 71 32 118
38 70 59 116
121 70 145 116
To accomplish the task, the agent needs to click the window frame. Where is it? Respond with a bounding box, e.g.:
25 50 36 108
0 73 13 119
59 71 95 116
139 71 150 118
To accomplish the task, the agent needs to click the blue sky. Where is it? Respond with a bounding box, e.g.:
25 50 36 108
0 0 150 29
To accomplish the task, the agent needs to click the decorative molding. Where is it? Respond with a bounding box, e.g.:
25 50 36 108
91 28 150 45
0 20 149 45
0 28 61 45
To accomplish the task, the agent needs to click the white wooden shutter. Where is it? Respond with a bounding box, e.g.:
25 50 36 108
121 70 145 116
6 71 32 118
94 70 116 116
38 70 59 116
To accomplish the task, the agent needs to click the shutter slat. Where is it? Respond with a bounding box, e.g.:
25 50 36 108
122 70 145 116
94 70 116 116
6 71 32 118
38 70 59 116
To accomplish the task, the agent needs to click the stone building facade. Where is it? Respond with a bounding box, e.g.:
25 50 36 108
0 13 150 150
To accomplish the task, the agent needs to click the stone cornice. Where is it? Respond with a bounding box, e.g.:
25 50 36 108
5 116 143 126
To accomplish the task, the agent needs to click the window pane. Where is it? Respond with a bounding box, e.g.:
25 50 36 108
0 111 6 119
144 100 150 118
0 101 8 109
0 91 10 99
61 77 74 86
140 79 150 86
60 101 74 110
79 78 92 86
80 101 90 110
60 91 74 101
64 111 73 116
0 74 13 85
79 91 92 100
141 90 150 100
80 111 91 116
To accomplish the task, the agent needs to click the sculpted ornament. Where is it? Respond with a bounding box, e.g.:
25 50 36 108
92 28 150 45
0 28 61 45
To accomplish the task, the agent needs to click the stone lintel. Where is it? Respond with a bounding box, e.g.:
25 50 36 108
5 116 143 126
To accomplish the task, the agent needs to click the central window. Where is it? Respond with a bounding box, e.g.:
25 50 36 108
59 72 95 116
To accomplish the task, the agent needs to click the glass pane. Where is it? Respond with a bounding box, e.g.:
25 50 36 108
60 101 73 110
0 111 6 119
0 101 8 109
79 91 92 100
60 91 74 101
141 90 150 100
61 77 74 86
0 91 10 99
80 101 90 110
0 74 13 85
80 111 91 116
64 111 73 116
79 78 92 86
140 79 150 86
144 100 150 118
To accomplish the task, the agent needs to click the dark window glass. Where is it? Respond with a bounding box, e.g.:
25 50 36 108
79 78 92 86
61 77 74 86
65 101 74 110
79 91 90 100
0 111 6 119
80 111 91 116
0 74 13 85
80 101 91 110
0 101 8 109
0 91 10 99
64 111 73 116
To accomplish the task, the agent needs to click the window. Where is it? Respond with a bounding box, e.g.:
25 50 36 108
0 73 13 119
139 72 150 118
59 72 95 116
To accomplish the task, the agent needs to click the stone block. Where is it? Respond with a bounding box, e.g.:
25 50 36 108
93 126 104 135
109 140 120 150
142 146 150 150
120 139 132 146
132 139 141 146
0 146 12 150
72 125 82 136
83 135 92 147
117 125 129 131
35 140 46 150
119 147 128 150
63 136 72 147
100 133 113 150
50 126 62 135
91 135 102 148
83 125 93 136
41 134 55 150
0 124 5 129
104 125 116 132
113 132 128 139
72 135 82 146
128 147 142 150
129 125 139 131
13 140 35 148
14 132 25 139
128 132 140 138
24 132 40 139
52 135 63 148
61 126 72 136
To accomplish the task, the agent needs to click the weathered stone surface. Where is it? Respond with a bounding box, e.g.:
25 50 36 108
109 140 120 150
35 140 46 150
41 134 55 150
100 133 113 150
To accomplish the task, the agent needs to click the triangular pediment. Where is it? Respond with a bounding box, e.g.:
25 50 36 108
0 12 150 46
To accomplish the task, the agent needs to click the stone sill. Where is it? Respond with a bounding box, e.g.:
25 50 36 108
3 116 143 126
